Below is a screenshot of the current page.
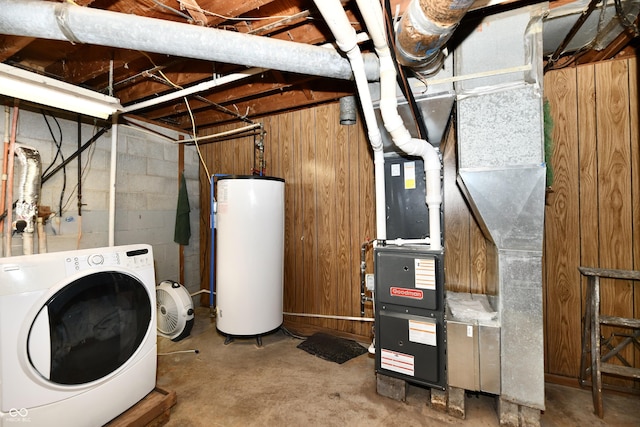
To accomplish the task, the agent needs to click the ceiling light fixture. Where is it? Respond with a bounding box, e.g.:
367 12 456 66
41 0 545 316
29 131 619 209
0 63 122 119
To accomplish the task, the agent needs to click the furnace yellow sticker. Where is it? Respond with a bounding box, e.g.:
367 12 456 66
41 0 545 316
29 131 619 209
404 161 416 189
409 319 436 346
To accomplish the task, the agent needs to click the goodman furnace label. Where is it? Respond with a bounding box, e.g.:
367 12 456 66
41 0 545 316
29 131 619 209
381 349 414 376
409 319 436 346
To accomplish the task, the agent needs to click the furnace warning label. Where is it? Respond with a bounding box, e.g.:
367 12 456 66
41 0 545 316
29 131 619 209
415 258 436 290
381 349 414 377
404 161 416 189
409 319 437 346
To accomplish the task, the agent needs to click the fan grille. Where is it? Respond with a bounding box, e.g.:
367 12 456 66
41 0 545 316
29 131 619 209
157 288 179 334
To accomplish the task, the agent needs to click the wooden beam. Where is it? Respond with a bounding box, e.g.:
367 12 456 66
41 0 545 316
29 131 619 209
180 83 354 128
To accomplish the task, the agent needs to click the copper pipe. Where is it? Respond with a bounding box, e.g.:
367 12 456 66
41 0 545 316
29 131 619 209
0 106 10 236
4 103 19 256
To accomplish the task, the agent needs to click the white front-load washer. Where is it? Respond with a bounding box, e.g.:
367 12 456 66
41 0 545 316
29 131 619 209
0 244 157 427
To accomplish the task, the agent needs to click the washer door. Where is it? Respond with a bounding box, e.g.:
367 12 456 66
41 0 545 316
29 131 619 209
28 271 152 385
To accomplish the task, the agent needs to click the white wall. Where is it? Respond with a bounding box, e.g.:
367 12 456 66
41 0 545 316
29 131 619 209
0 106 201 296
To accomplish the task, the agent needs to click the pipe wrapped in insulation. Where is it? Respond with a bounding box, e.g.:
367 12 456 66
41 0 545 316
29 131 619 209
14 145 41 234
395 0 475 76
0 0 379 82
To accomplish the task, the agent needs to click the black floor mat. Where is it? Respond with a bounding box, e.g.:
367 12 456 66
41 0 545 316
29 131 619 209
297 332 368 364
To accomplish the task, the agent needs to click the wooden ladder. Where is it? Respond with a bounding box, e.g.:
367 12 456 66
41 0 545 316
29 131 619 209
578 267 640 418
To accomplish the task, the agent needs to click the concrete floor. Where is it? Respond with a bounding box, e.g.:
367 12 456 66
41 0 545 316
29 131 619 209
156 308 640 427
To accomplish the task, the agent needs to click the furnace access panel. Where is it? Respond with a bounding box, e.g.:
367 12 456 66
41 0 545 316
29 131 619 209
374 246 446 389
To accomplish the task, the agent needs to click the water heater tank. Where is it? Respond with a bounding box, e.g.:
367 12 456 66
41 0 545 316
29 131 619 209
215 175 285 337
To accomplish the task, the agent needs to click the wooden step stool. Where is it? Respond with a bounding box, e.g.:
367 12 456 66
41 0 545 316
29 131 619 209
578 267 640 418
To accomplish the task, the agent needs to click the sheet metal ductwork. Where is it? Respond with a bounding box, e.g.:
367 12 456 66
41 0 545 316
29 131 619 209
13 144 41 235
454 4 547 410
395 0 475 76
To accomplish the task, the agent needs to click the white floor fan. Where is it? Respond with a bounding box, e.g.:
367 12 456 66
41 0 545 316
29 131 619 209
156 280 195 341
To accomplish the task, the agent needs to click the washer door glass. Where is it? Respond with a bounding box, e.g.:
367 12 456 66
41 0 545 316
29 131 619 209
28 271 152 385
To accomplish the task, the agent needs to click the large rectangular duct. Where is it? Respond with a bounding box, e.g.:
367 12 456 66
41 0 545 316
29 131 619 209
454 4 547 411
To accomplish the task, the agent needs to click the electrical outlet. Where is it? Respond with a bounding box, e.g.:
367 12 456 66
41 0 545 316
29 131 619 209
365 273 375 291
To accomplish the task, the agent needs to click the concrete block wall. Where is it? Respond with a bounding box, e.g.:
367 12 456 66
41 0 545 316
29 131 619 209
0 107 200 296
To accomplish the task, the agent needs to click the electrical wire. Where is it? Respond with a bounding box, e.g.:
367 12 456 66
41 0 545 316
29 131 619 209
184 97 211 178
158 349 200 356
60 126 98 214
151 0 192 21
139 52 213 178
41 111 66 219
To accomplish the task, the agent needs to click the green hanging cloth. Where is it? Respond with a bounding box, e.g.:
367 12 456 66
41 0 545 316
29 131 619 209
174 172 191 246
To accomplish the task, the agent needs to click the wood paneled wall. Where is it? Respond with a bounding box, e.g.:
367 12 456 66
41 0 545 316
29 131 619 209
198 103 489 341
198 54 639 384
544 56 640 384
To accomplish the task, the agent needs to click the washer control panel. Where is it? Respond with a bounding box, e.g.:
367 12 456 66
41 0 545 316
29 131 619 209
65 247 153 274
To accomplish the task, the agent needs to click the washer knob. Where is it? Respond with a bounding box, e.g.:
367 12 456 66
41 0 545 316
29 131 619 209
88 254 104 265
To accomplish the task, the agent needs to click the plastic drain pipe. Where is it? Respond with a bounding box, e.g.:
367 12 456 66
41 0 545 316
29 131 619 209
357 0 443 250
312 0 387 240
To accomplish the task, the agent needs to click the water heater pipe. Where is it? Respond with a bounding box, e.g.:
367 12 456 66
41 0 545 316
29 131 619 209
357 0 443 250
37 217 47 254
0 107 9 246
312 0 387 240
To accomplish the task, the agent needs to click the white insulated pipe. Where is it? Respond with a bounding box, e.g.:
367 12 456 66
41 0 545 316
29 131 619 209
312 0 387 240
356 0 443 250
108 116 118 247
0 0 378 83
37 217 47 254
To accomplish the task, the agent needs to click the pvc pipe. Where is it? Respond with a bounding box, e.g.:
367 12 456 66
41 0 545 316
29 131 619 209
357 0 443 250
385 238 431 246
108 116 118 246
0 0 379 82
312 0 387 240
22 232 33 255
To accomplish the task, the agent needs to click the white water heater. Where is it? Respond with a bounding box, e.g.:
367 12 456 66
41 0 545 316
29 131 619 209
215 175 285 337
